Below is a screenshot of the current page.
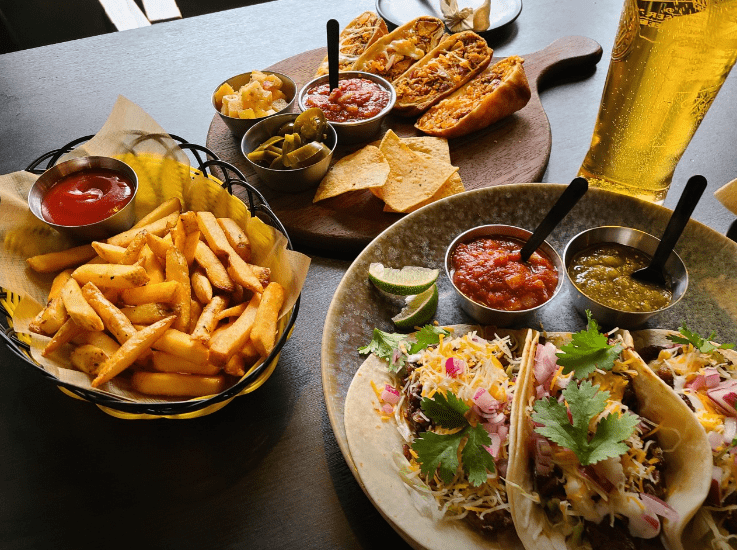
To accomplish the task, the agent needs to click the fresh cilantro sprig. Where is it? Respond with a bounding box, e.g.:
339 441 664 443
411 391 496 486
556 311 623 379
532 380 639 466
358 325 449 372
667 323 734 354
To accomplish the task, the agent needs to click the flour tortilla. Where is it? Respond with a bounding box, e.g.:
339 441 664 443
507 331 712 550
344 324 532 550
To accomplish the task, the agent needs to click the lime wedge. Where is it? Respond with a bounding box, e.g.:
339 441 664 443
368 263 439 296
392 284 439 329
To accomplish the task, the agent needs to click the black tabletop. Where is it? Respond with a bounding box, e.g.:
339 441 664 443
1 1 736 549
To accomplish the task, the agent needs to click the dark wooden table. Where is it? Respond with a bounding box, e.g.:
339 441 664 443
1 1 736 549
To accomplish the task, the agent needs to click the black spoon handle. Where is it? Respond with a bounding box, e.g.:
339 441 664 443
520 177 589 262
649 174 707 270
327 19 340 91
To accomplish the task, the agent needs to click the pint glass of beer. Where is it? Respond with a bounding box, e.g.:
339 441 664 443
578 0 737 203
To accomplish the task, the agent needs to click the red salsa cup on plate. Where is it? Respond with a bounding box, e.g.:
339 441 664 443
445 224 564 326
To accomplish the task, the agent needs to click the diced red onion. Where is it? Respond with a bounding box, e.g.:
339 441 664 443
473 388 495 412
705 368 722 389
534 342 559 387
724 417 737 444
707 383 737 417
535 384 548 400
709 431 724 451
381 403 394 415
709 466 723 505
445 357 466 378
484 433 502 459
578 465 614 495
497 424 509 442
556 374 572 389
639 493 679 522
381 384 400 404
685 375 706 391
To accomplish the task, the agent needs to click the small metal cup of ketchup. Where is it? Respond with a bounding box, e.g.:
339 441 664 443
445 225 565 327
28 156 138 241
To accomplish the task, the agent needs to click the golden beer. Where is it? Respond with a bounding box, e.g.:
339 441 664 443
579 0 737 202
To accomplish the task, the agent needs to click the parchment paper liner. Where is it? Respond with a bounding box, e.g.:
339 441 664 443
0 96 310 404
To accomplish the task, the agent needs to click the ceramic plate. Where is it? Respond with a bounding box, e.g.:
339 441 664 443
322 183 737 478
376 0 523 34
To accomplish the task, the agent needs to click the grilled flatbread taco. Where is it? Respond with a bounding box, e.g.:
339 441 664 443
345 324 535 549
392 30 492 116
352 16 446 83
314 12 388 77
415 55 531 138
632 327 737 550
508 316 711 550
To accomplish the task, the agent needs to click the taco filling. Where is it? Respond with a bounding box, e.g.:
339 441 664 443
635 326 737 549
517 315 682 550
376 328 529 534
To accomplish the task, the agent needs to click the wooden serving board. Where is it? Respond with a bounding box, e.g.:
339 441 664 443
206 36 603 254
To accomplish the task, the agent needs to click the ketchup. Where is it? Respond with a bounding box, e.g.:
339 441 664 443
41 168 134 226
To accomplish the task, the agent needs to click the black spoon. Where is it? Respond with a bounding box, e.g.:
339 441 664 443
520 177 589 262
327 19 340 91
630 174 707 287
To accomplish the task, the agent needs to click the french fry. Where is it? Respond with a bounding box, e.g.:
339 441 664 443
151 350 221 375
149 327 210 365
189 299 202 334
224 352 246 377
196 211 232 257
226 256 263 295
120 281 180 306
137 245 165 284
81 282 136 344
70 344 108 375
166 248 191 332
28 269 73 335
242 339 261 366
178 211 199 233
208 293 261 366
72 331 121 357
191 267 213 304
250 282 284 357
217 217 251 262
72 264 149 289
216 302 247 321
120 230 148 265
42 318 84 356
182 231 200 266
194 241 234 292
26 244 97 273
145 232 174 261
61 278 104 332
91 242 126 263
92 315 175 387
131 197 181 230
250 264 271 287
120 303 174 324
191 295 228 342
107 211 178 247
172 217 187 253
130 371 227 397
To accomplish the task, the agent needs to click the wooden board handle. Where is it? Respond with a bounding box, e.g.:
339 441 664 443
522 36 604 92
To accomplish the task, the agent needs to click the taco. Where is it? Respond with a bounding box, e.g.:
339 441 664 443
351 16 446 83
392 30 492 117
508 316 711 550
632 327 737 550
314 12 388 77
345 324 535 549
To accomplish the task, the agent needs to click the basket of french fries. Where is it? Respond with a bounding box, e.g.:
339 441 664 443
0 97 310 419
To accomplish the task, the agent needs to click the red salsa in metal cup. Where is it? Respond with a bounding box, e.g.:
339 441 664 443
41 168 135 227
303 77 390 123
451 236 559 311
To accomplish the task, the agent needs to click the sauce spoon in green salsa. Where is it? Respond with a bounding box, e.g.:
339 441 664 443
630 174 707 287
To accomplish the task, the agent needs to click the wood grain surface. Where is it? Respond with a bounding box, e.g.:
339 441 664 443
206 35 603 254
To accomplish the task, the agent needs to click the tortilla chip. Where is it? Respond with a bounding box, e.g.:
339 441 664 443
313 145 390 202
383 152 464 213
374 130 458 213
400 136 451 163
